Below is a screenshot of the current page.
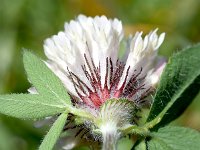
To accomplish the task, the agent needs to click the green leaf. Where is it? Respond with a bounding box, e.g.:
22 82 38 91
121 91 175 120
118 137 133 150
0 94 66 119
23 50 71 106
147 44 200 128
147 126 200 150
132 140 147 150
39 112 68 150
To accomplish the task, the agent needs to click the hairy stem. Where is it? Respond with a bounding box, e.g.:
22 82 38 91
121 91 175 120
121 125 149 136
101 126 119 150
66 106 94 120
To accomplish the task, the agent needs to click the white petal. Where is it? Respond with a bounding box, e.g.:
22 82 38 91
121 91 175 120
118 30 165 89
145 58 166 87
44 14 124 91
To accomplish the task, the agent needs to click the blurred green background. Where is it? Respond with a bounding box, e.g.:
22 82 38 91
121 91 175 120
0 0 200 149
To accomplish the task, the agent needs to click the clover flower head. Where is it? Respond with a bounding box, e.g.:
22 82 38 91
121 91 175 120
29 15 166 149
